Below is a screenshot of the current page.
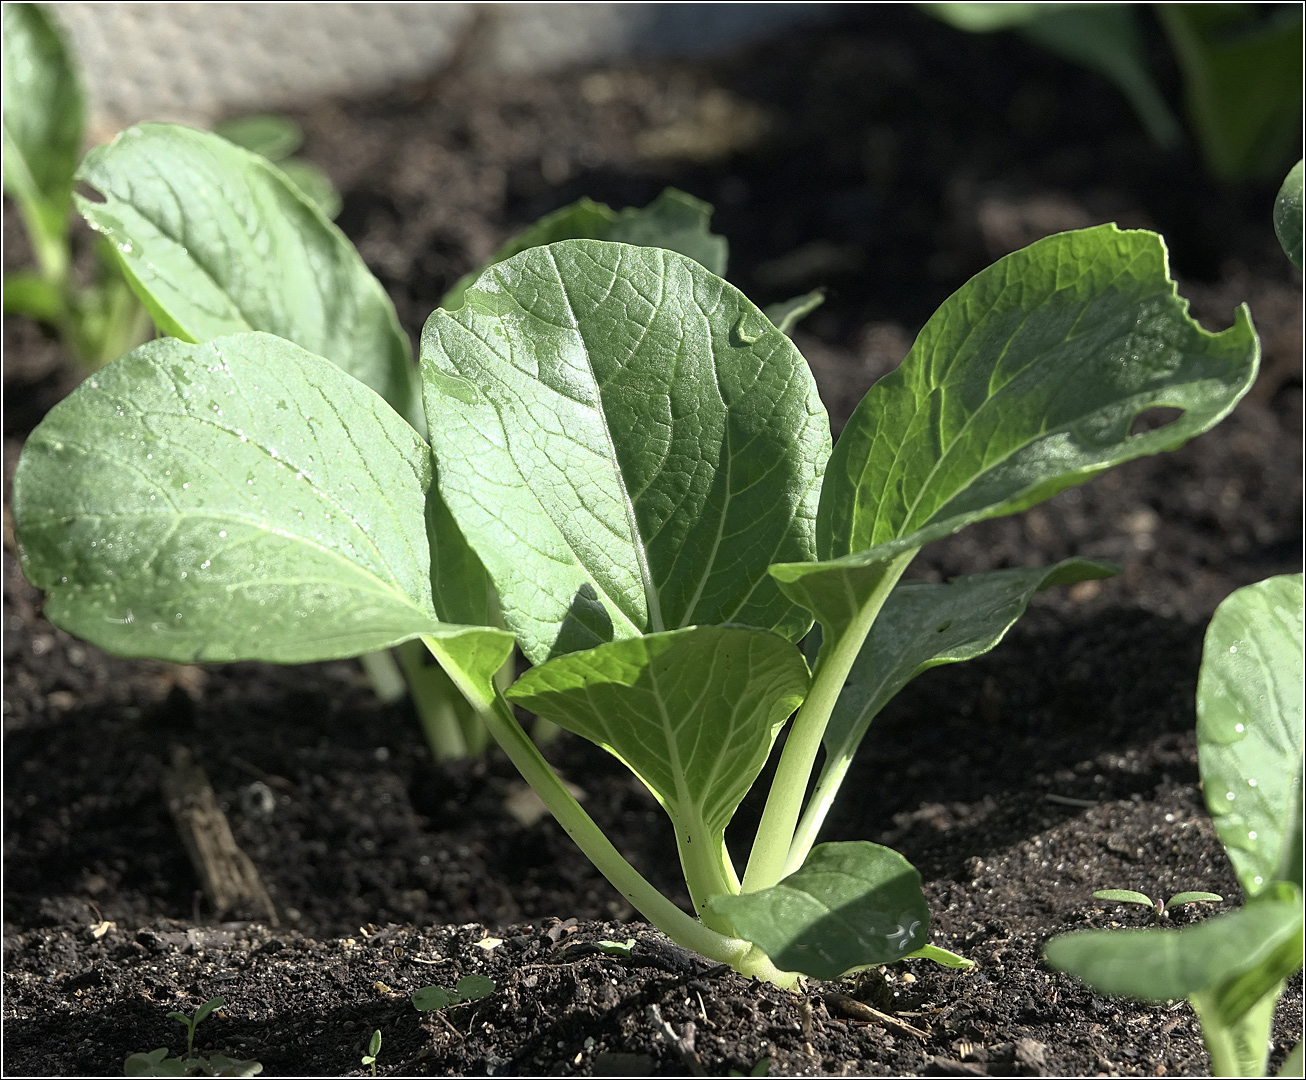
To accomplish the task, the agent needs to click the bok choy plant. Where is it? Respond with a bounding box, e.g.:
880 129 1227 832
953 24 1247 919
1046 575 1303 1077
13 122 1259 982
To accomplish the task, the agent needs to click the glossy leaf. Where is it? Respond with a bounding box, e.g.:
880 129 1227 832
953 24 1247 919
1275 160 1304 272
1197 574 1304 897
1168 892 1224 907
709 841 930 980
441 188 727 310
13 333 512 693
1095 889 1155 909
1 2 83 225
422 240 830 664
772 225 1258 641
74 124 418 424
1045 894 1303 1005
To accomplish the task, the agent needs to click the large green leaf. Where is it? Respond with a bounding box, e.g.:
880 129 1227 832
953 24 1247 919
1275 161 1304 272
1197 574 1304 897
709 841 930 979
440 188 728 310
1159 4 1304 183
422 240 830 664
1 2 83 221
74 123 418 425
1045 894 1303 1006
13 332 511 688
772 225 1259 641
506 625 808 915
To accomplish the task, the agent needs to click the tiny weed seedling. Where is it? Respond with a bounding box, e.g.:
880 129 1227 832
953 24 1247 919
1091 889 1224 925
360 1029 381 1076
15 112 1261 986
411 975 496 1012
1047 575 1304 1077
123 996 263 1077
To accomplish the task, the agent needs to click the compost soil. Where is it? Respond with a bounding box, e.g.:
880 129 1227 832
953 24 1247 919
3 9 1302 1076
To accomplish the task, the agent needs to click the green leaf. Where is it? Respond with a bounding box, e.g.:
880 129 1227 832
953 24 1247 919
203 1055 263 1077
74 123 418 426
193 997 224 1026
366 1029 382 1057
819 559 1117 798
124 1049 185 1077
763 290 825 337
709 841 930 980
1197 574 1304 897
276 159 342 220
596 939 636 957
1275 161 1304 272
1 2 83 220
920 3 1073 33
772 225 1258 642
1278 1040 1304 1078
1094 889 1156 909
454 975 496 1001
441 188 728 310
507 626 808 915
1159 4 1304 182
213 114 304 162
1168 891 1224 908
423 240 830 664
1044 894 1303 1004
904 943 974 968
12 333 513 688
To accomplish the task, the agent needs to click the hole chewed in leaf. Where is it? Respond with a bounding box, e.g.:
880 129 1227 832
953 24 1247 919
1129 406 1185 437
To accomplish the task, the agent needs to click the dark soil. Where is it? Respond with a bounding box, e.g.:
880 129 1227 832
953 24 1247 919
3 8 1302 1077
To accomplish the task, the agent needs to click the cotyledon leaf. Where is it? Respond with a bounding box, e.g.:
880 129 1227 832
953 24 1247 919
422 240 830 665
771 225 1259 642
12 332 512 692
709 841 930 980
1196 574 1304 897
74 123 419 426
440 188 728 311
506 626 809 916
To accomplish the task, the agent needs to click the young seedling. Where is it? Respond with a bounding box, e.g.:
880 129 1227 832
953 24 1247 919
1091 888 1224 925
360 1029 382 1077
124 996 263 1077
411 975 496 1011
15 121 1260 989
1047 575 1304 1078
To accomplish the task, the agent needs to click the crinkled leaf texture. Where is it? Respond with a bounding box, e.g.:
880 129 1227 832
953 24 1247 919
441 188 728 310
13 333 511 696
1045 891 1303 1006
1 2 84 222
772 225 1259 641
422 240 830 665
1197 574 1304 897
506 626 808 885
74 124 418 424
709 842 930 980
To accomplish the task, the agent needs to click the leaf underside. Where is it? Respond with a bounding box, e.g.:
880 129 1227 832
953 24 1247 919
1196 574 1305 897
422 240 830 665
13 333 511 691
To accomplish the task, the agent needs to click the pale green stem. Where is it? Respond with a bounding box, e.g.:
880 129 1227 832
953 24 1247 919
742 549 917 892
398 639 469 760
785 746 854 877
423 636 798 985
1193 983 1282 1078
360 649 408 704
673 819 739 937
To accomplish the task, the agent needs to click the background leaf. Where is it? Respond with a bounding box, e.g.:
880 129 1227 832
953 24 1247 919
763 290 825 337
709 841 930 979
1045 895 1303 1005
1197 574 1304 896
773 225 1258 638
440 188 728 310
75 124 418 425
1274 160 1304 272
507 626 808 911
13 332 511 679
213 114 304 162
423 240 830 664
1 1 83 222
